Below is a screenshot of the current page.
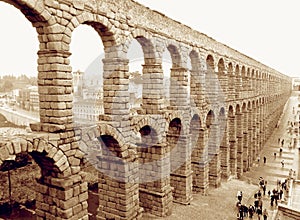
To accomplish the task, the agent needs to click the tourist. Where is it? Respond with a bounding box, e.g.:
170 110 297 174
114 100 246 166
262 184 266 196
237 191 243 202
263 156 266 164
258 198 263 210
281 160 285 168
242 204 248 217
248 205 254 219
262 208 268 220
279 147 283 156
254 198 259 211
274 152 276 159
267 190 271 197
279 189 283 200
257 207 262 219
257 190 262 199
281 139 284 147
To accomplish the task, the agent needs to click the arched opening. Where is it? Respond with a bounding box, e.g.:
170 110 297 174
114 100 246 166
127 38 144 111
0 141 87 219
228 105 237 176
167 118 182 201
70 24 104 124
228 63 235 100
217 58 226 95
96 134 140 219
0 2 40 128
138 125 172 216
162 48 172 106
205 55 217 104
190 114 207 193
241 66 246 92
189 51 202 107
219 107 229 178
206 109 221 187
0 152 41 218
242 102 249 172
166 44 183 108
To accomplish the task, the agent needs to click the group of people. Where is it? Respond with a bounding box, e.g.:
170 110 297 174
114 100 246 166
236 188 269 220
235 176 288 220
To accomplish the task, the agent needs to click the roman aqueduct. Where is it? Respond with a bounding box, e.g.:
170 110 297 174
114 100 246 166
0 0 292 219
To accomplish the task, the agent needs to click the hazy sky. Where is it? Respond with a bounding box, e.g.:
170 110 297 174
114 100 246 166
0 0 299 78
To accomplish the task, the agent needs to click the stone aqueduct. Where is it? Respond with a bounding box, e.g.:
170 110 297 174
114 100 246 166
0 0 292 219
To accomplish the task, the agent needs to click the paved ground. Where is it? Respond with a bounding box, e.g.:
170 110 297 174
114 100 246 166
145 91 300 220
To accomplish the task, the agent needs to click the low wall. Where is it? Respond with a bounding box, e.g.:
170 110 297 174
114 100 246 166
277 203 300 219
0 108 38 127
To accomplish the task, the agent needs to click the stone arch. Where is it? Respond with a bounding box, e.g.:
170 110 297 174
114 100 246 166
127 30 156 63
167 117 192 203
0 136 88 219
242 102 249 171
189 50 202 107
235 64 240 75
133 116 165 141
1 0 51 27
190 113 208 193
206 54 215 73
70 12 118 52
138 124 173 216
217 58 225 75
217 58 226 98
166 43 182 68
235 103 243 177
219 107 229 178
228 105 237 176
228 62 235 100
95 130 141 219
206 109 221 187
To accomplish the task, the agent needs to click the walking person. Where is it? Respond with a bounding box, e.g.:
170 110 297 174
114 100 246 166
262 208 268 220
281 160 285 168
248 205 254 219
274 152 277 159
263 156 266 164
279 147 283 156
257 207 262 220
262 184 266 196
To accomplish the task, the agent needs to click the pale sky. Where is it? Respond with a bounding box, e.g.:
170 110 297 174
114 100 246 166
0 0 299 78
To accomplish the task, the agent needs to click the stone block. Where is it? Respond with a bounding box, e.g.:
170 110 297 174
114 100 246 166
60 196 79 210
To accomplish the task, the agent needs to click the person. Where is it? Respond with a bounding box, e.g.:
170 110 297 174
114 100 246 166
257 190 262 199
237 191 243 202
279 147 283 156
274 152 277 159
270 194 274 206
258 198 263 210
257 155 260 163
257 207 262 219
263 156 266 164
239 206 244 220
262 208 268 220
267 190 271 197
248 205 254 219
281 160 285 168
262 184 266 196
254 198 259 211
279 189 283 200
242 204 248 217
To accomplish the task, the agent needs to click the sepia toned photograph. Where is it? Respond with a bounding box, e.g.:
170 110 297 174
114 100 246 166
0 0 300 219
